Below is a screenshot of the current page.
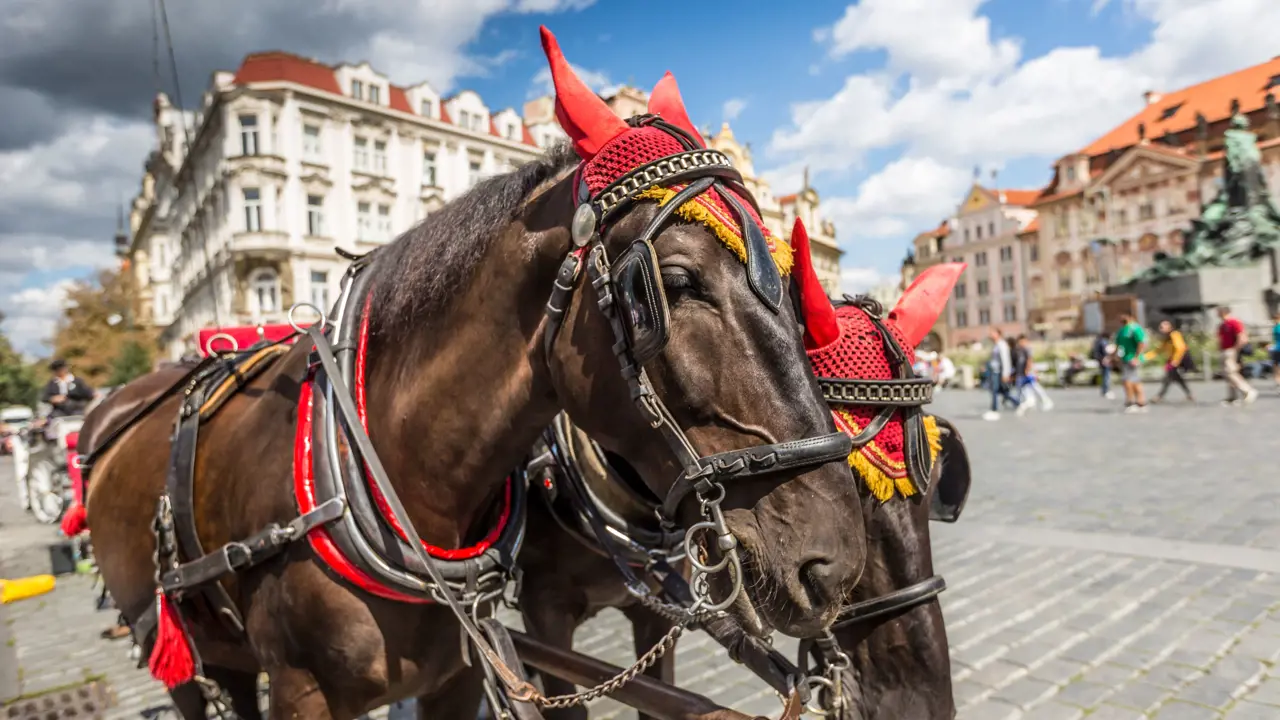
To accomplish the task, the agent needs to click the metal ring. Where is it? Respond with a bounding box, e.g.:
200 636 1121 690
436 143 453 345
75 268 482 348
691 550 742 612
288 302 329 333
204 332 238 356
684 521 732 574
804 676 838 716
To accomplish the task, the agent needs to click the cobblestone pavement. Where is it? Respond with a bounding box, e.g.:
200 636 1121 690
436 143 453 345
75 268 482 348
1 385 1279 719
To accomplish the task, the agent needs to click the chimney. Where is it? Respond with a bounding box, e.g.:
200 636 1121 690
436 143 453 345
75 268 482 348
1143 90 1162 106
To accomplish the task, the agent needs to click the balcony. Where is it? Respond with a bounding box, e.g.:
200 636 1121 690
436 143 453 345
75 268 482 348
230 230 289 255
224 154 287 180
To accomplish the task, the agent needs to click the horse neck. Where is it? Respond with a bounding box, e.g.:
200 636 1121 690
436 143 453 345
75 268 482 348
361 224 564 550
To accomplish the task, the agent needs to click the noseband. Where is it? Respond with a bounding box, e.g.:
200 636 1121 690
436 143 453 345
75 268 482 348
542 116 852 611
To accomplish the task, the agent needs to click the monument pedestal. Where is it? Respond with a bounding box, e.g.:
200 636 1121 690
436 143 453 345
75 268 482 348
1117 263 1273 332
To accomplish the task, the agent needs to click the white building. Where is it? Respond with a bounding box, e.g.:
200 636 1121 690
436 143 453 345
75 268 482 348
129 53 845 357
129 51 563 358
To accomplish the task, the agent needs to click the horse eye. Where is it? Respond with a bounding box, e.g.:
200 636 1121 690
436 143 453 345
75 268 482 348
660 268 697 295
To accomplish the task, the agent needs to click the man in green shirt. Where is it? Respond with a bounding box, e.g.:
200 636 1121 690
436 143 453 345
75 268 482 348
1114 312 1148 413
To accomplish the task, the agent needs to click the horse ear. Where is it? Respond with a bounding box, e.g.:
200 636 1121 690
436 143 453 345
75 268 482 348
889 263 966 349
647 72 704 146
791 218 839 350
539 26 628 160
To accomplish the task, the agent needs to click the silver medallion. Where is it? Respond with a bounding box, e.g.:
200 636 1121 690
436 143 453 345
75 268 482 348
571 204 597 247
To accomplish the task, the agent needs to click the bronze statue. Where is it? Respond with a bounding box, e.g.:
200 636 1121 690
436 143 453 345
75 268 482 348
1129 114 1280 282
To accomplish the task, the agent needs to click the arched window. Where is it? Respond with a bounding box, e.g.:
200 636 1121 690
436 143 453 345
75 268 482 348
249 268 280 316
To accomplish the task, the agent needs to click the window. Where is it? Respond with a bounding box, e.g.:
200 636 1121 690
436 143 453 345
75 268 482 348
303 124 322 160
977 279 989 296
468 160 482 187
1029 243 1039 262
249 269 280 316
1117 208 1128 226
351 79 364 100
1002 304 1017 322
1065 165 1077 183
963 228 970 243
239 114 259 156
978 308 991 325
1268 74 1280 90
459 110 471 129
373 140 387 175
988 222 996 237
1139 202 1155 220
954 310 968 328
976 225 983 240
999 245 1013 262
953 283 967 300
354 137 369 171
506 124 518 140
310 271 329 311
357 201 373 241
423 151 437 186
1160 102 1185 120
376 205 392 241
1056 211 1069 236
368 85 381 104
951 256 964 264
1001 275 1015 292
420 99 434 117
975 251 988 267
1057 268 1072 291
306 195 324 237
242 188 261 232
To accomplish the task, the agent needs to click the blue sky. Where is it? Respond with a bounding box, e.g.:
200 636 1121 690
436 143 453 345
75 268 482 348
3 0 1278 354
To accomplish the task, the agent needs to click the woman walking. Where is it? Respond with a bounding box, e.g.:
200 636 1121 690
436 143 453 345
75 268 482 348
1146 320 1195 403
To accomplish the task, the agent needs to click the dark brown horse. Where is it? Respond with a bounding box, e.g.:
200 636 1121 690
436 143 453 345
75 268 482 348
516 223 971 720
84 29 866 720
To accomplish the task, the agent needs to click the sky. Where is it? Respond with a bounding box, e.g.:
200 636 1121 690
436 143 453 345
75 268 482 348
3 0 1280 355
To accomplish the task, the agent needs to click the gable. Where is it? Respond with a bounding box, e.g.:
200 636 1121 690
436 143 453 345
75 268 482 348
960 185 995 214
1091 146 1198 189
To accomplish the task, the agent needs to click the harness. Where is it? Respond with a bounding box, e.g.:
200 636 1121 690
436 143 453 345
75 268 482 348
542 115 853 614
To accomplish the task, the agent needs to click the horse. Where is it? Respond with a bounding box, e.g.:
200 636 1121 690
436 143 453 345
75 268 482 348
83 27 868 720
516 220 971 719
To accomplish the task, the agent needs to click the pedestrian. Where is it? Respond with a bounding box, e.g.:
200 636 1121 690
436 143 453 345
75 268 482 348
1114 312 1148 413
1014 336 1054 414
936 354 956 390
1091 332 1114 399
1270 310 1280 389
41 359 95 419
1145 320 1195 403
983 327 1018 421
1216 305 1258 406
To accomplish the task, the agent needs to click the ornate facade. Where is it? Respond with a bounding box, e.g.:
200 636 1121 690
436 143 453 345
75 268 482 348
129 52 563 358
1025 56 1280 336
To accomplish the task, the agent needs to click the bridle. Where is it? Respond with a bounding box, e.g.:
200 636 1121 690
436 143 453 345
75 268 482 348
542 115 853 613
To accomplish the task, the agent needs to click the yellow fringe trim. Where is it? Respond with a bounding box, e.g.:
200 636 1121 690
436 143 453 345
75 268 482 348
846 414 942 502
636 187 794 276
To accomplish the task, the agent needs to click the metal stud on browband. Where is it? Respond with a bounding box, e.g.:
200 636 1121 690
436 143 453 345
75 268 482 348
571 204 597 247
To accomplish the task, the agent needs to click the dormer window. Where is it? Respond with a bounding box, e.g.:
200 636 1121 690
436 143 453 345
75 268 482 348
1267 74 1280 90
459 110 471 129
1065 165 1077 183
368 85 381 104
420 99 433 117
1159 102 1184 121
351 79 364 100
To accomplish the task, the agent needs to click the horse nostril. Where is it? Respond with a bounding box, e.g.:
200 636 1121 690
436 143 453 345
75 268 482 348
799 557 841 608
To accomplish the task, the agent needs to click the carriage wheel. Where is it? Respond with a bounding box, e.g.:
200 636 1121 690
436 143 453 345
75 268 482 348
27 458 67 525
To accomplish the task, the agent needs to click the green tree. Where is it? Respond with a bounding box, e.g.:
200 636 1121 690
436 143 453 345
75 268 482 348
107 339 153 386
0 314 40 408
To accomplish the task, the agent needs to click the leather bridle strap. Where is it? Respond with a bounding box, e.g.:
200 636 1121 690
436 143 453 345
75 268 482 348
302 325 535 699
831 574 947 628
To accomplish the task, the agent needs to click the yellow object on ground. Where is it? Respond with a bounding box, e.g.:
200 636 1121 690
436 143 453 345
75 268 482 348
0 574 56 603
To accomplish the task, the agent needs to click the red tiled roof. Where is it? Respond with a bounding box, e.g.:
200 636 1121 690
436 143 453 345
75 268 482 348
777 193 798 204
1081 55 1280 158
1019 218 1040 235
489 118 502 138
389 85 413 114
522 125 537 146
995 188 1042 206
233 51 341 94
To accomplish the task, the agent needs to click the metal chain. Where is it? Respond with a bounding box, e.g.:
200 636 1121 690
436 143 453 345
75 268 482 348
805 632 852 717
531 622 686 709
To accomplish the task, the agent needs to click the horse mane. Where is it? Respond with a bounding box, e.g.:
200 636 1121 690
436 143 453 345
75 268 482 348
369 142 578 332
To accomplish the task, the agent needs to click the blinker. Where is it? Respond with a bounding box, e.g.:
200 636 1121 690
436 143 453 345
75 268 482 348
571 204 597 247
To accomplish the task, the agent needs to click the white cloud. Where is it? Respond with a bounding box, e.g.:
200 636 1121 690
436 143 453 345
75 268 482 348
528 63 614 99
722 98 747 122
823 0 1021 86
3 280 76 356
840 267 887 295
769 0 1280 271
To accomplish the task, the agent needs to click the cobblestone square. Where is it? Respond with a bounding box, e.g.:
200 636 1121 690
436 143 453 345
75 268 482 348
2 387 1278 719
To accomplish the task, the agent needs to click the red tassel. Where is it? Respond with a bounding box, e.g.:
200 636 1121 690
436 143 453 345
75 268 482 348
149 591 196 689
60 503 88 537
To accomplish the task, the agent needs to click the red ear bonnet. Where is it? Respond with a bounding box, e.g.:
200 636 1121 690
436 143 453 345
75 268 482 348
539 26 628 160
646 72 704 147
791 218 839 351
888 263 967 348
